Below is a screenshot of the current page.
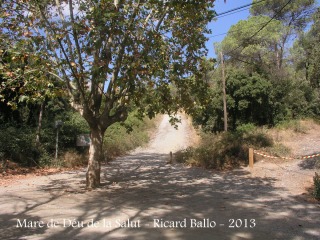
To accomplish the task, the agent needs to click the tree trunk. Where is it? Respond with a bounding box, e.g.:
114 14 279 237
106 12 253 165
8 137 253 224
86 127 105 189
275 44 281 70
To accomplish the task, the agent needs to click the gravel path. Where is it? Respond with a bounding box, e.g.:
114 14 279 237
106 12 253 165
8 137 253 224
0 115 319 240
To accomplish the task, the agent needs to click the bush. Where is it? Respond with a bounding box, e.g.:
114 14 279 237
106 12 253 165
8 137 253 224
59 111 90 149
264 143 291 157
0 108 157 167
0 124 38 166
103 113 158 161
52 150 87 168
314 172 320 199
36 111 90 166
36 146 53 166
236 123 257 135
0 110 90 167
237 124 273 148
175 128 273 170
174 133 243 169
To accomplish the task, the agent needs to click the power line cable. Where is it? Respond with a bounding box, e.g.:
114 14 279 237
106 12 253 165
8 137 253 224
206 1 268 41
210 0 294 72
225 0 294 56
215 6 253 19
208 21 269 38
212 1 266 21
216 0 266 17
207 11 314 39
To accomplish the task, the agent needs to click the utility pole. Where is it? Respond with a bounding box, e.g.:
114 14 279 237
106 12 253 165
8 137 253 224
220 51 228 132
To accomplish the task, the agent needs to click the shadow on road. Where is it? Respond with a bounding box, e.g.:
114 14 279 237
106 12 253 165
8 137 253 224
298 154 320 170
0 151 319 240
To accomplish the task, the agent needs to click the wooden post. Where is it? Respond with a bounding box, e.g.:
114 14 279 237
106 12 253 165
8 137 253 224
170 151 173 163
220 51 228 132
249 148 254 169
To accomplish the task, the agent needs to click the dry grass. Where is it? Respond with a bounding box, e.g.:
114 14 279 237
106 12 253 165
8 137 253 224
183 112 201 147
174 131 270 170
54 150 88 168
269 119 318 142
267 119 320 156
175 118 320 170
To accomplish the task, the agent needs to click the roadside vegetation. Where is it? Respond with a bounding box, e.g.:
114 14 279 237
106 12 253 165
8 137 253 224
175 119 320 168
172 1 320 198
103 113 159 162
314 173 320 199
0 0 319 192
186 2 320 133
0 103 158 171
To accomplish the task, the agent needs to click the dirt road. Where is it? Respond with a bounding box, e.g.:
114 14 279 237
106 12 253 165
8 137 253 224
0 115 319 240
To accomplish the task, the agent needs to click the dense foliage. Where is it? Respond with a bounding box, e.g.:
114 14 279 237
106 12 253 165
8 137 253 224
0 0 215 188
180 1 320 176
0 1 319 190
191 2 320 132
0 100 156 167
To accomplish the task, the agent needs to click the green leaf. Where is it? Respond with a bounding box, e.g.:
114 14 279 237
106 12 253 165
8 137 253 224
18 95 29 103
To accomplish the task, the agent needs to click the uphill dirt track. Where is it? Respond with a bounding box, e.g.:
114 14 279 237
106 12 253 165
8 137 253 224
0 115 319 240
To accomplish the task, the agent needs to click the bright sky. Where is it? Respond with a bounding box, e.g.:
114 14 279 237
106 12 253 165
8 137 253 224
206 0 254 58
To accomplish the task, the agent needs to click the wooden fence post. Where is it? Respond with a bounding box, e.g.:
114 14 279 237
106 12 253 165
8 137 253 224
249 148 254 169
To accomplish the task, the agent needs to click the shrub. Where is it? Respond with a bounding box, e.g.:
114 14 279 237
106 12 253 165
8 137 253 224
175 129 273 170
56 150 87 168
236 123 257 135
0 110 90 167
0 124 38 166
175 147 197 164
59 111 90 149
103 113 158 161
314 172 320 199
35 147 52 167
265 143 291 157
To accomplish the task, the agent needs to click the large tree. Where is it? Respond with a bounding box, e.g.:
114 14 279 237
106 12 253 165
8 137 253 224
220 15 284 72
250 0 316 69
1 0 215 188
291 8 320 87
251 0 315 28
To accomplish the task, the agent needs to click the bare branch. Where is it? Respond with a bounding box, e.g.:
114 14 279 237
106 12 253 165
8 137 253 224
143 9 153 29
37 3 87 104
47 71 65 82
156 6 170 32
54 0 77 64
106 1 142 98
68 0 85 77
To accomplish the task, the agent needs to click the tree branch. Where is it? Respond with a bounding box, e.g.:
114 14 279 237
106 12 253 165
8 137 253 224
143 9 153 29
37 3 87 105
155 6 170 32
68 0 85 78
54 0 78 65
106 0 142 98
